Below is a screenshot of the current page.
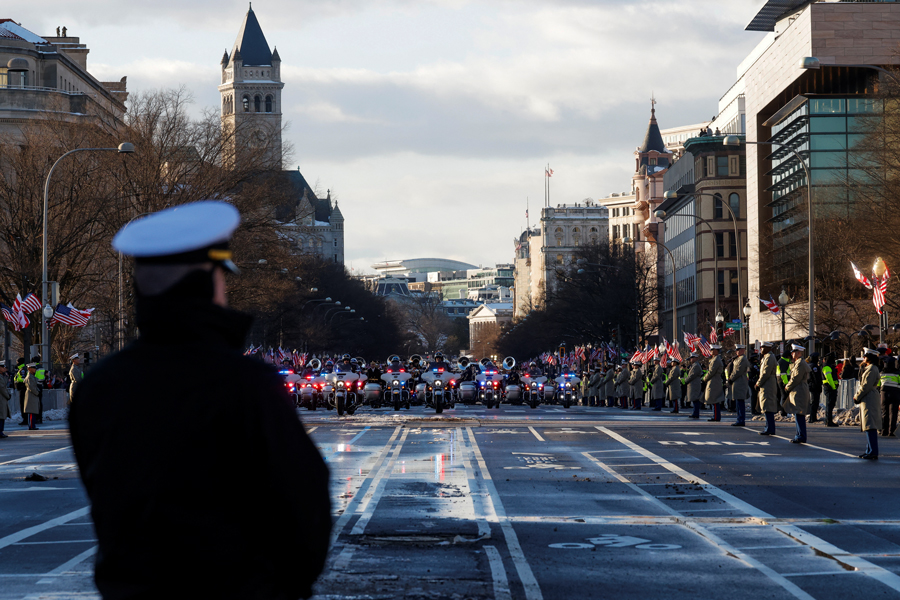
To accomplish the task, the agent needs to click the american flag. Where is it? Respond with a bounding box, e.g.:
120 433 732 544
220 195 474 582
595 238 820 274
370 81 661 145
852 262 873 289
545 167 554 177
659 344 668 368
629 348 642 363
665 338 683 362
48 303 92 327
684 332 700 353
709 327 718 344
697 336 713 358
874 276 889 314
20 294 42 314
0 303 26 331
759 296 780 315
723 327 736 338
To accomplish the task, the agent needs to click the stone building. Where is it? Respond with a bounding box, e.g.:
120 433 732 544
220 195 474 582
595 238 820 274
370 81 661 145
0 20 127 137
219 6 345 264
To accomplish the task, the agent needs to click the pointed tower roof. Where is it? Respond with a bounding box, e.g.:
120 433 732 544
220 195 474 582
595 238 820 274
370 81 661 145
272 46 280 62
221 49 229 66
638 98 667 154
231 3 272 66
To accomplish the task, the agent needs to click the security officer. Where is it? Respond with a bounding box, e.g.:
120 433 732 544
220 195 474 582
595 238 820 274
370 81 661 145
24 362 41 430
702 345 726 421
650 357 665 411
822 353 840 427
34 361 47 424
777 351 791 417
69 201 331 599
880 355 900 437
756 342 779 435
855 348 882 459
728 345 750 427
784 343 811 444
666 359 682 414
68 353 83 405
13 357 26 425
628 360 643 410
685 353 704 419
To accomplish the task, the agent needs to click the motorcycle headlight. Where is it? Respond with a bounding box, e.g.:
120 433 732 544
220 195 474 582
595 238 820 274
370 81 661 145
566 383 571 388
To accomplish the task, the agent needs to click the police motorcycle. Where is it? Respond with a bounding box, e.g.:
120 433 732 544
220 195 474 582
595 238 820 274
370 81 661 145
279 365 303 407
500 357 522 405
521 363 547 410
476 358 503 409
381 355 412 411
298 358 323 410
409 355 430 406
421 353 456 414
325 355 362 416
456 357 480 405
554 368 582 409
361 357 385 408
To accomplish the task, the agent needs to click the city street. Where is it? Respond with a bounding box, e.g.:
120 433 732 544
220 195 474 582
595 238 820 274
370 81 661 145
1 404 899 599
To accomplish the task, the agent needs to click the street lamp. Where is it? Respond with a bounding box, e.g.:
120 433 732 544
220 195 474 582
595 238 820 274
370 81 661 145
743 302 752 343
656 203 720 318
661 190 744 344
328 308 356 326
624 236 678 344
43 143 134 369
724 135 814 353
778 288 790 354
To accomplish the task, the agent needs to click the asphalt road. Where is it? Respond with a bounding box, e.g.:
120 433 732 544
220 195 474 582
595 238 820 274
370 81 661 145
1 402 899 599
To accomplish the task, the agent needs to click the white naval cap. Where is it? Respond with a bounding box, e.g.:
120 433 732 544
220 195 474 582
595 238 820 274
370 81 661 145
112 201 241 273
863 347 880 357
710 344 721 350
761 341 774 348
70 353 79 360
791 344 806 352
735 344 746 350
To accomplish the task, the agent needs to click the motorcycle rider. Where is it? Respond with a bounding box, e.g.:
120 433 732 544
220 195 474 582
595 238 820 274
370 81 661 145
427 352 452 372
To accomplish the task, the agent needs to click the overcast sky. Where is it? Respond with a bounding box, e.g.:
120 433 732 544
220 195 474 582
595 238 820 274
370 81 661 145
15 1 768 274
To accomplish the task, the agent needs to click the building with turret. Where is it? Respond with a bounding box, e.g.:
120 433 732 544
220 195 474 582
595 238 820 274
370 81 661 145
220 5 345 264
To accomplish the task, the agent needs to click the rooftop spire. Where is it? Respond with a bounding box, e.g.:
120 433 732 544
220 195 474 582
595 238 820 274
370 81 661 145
231 3 272 66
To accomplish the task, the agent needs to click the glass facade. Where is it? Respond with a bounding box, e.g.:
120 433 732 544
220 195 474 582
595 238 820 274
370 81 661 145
662 199 697 339
767 96 882 283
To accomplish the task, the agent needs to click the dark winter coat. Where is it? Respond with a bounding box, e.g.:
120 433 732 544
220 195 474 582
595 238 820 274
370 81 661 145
69 299 331 600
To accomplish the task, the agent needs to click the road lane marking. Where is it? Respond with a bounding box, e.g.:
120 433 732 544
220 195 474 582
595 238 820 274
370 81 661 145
757 432 857 458
596 426 900 595
349 428 410 535
16 540 96 545
0 446 73 465
329 426 401 544
36 546 98 584
323 426 372 462
582 451 814 600
466 427 543 600
527 427 544 442
306 427 318 434
0 507 90 551
484 545 512 600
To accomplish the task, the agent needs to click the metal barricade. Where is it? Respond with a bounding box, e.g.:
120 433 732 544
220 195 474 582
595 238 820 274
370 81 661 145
837 379 856 410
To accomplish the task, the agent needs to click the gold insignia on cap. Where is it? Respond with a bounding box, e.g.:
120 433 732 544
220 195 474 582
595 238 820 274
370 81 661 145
208 249 233 261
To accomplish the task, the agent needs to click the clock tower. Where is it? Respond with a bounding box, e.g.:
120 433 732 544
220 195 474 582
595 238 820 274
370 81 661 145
219 4 284 168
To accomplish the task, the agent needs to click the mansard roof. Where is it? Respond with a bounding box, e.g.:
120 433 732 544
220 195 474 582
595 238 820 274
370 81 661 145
231 4 273 67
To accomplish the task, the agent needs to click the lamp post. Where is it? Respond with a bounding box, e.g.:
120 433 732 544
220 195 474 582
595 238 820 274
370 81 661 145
743 302 753 344
43 143 134 370
328 309 356 326
661 190 744 344
624 237 678 344
324 305 350 321
724 135 814 353
655 204 719 318
778 288 790 355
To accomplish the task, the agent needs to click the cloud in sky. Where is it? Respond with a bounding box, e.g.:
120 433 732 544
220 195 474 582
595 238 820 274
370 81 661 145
15 0 768 272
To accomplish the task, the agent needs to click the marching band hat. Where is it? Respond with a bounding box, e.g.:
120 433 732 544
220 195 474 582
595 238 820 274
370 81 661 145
112 201 241 274
864 347 879 357
791 344 806 352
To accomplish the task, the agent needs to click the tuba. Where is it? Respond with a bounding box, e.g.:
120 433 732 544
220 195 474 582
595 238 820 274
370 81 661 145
458 356 471 369
502 356 516 371
307 358 322 371
480 357 491 367
410 354 423 368
387 355 400 364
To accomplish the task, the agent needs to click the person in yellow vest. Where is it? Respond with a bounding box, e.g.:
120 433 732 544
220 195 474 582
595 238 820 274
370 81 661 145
783 344 811 444
822 353 840 427
34 363 47 424
854 348 882 459
14 357 26 425
756 342 779 435
879 355 899 438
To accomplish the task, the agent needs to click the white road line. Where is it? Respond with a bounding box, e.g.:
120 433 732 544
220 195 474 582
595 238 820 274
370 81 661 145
306 427 318 434
0 445 73 465
764 433 857 458
484 545 512 600
459 436 493 538
527 427 544 442
37 545 97 584
582 451 814 600
466 427 543 600
596 426 900 595
0 487 77 493
0 507 90 551
601 463 657 467
329 426 402 544
16 540 96 545
349 428 410 535
782 571 860 578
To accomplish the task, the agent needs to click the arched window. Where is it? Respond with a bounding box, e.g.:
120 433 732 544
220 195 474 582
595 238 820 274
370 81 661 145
729 193 740 219
713 193 723 219
572 227 580 233
254 95 261 112
556 254 564 265
242 95 250 112
555 227 563 234
590 227 598 233
265 95 273 113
